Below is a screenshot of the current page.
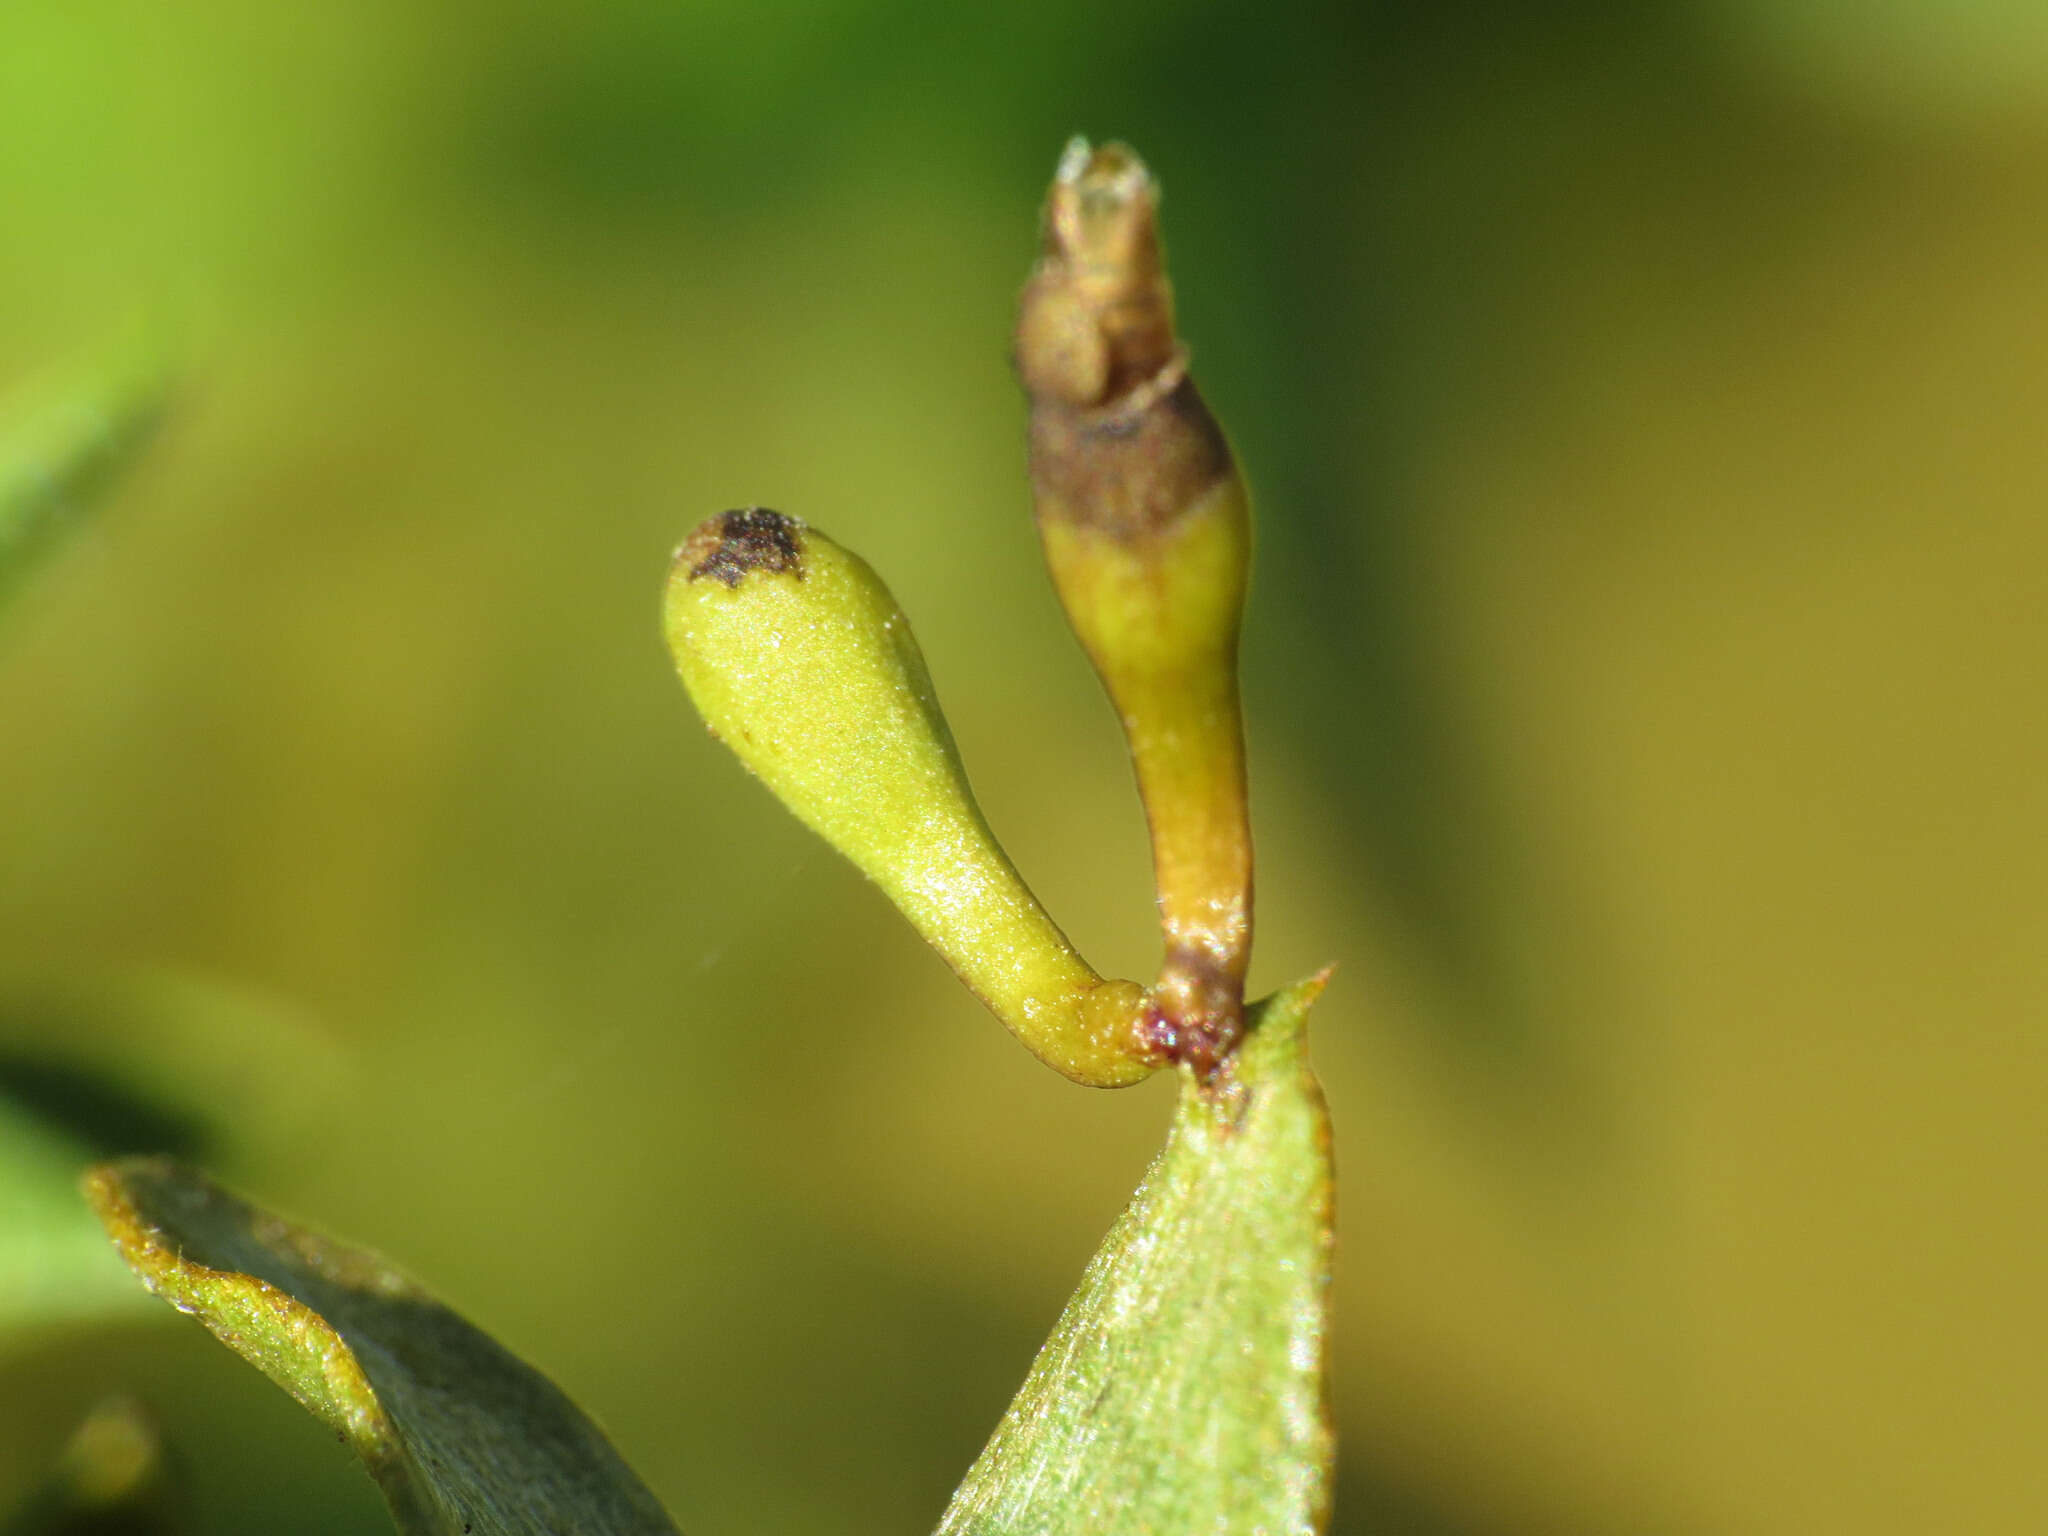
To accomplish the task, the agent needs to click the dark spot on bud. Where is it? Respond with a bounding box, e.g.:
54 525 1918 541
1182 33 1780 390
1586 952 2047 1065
683 507 805 588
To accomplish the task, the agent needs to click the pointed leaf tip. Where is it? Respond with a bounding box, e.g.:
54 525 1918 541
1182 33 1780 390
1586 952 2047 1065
938 973 1335 1535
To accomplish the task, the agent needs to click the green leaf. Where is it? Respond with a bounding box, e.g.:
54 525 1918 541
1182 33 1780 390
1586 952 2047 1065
0 364 169 616
938 973 1336 1536
85 1158 681 1536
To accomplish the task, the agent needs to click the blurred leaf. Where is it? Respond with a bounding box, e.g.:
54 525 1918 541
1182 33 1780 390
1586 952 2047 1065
0 971 345 1163
0 364 168 617
0 1058 210 1167
938 973 1335 1536
0 1104 158 1341
85 1159 680 1536
1 1395 186 1536
0 972 347 1347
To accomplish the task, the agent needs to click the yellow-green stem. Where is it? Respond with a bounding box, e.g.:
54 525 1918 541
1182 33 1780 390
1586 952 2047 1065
1036 481 1253 1063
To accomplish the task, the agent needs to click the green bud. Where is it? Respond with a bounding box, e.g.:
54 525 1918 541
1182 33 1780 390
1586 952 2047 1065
1016 141 1256 1074
664 508 1153 1088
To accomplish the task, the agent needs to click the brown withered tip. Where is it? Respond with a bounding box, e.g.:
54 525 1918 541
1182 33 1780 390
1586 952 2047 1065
1044 138 1161 286
1017 137 1179 410
681 507 806 588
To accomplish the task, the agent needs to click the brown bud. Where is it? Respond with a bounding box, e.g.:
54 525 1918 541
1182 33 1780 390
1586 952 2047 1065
1015 141 1256 1075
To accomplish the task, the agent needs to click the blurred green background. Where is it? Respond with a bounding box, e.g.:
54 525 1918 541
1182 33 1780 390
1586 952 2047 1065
3 1 2046 1531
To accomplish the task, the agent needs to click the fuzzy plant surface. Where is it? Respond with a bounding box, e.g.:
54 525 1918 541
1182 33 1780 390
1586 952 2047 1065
934 975 1333 1535
67 139 1339 1536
